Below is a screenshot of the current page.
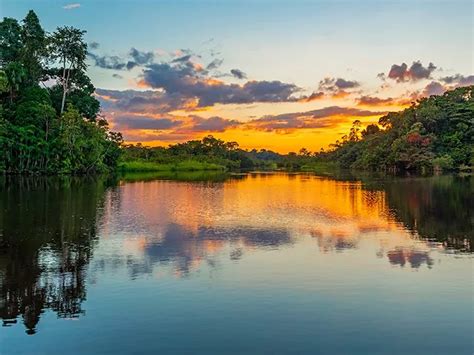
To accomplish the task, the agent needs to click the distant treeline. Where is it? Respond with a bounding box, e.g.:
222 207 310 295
122 86 474 173
120 136 282 172
0 10 122 174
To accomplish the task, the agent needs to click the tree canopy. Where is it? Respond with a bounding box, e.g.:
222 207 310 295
317 86 474 172
0 10 122 174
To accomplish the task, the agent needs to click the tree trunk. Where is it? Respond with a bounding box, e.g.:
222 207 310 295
60 56 68 114
60 82 67 114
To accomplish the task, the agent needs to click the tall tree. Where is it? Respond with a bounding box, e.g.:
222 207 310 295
0 18 22 66
49 26 87 114
20 10 46 83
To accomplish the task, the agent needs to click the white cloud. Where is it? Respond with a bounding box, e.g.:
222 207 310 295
63 3 81 10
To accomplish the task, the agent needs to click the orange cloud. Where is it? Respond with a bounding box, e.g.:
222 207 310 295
330 90 351 99
299 91 325 102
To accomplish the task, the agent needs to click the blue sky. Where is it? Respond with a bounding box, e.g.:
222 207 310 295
2 0 473 151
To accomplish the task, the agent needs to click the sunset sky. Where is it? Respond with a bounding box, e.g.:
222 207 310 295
3 0 473 152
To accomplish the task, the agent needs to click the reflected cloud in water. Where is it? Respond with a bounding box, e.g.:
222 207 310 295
146 224 291 274
0 173 472 335
95 223 293 278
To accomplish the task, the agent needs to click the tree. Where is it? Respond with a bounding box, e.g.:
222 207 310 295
49 26 87 114
299 147 311 156
0 18 22 66
0 11 121 174
48 78 100 121
5 61 27 102
361 124 380 137
322 86 473 172
348 120 362 142
20 10 46 83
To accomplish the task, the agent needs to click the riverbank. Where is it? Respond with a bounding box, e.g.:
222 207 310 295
118 160 226 172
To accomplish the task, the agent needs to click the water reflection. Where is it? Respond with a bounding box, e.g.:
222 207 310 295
119 170 232 183
142 224 291 277
381 175 473 252
386 248 434 269
0 173 471 336
0 177 109 334
311 229 359 252
95 173 471 278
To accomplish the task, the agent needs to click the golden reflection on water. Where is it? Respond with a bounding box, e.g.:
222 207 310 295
0 173 474 344
0 174 471 338
98 173 443 276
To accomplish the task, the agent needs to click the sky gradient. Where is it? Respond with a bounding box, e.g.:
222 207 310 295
2 0 473 152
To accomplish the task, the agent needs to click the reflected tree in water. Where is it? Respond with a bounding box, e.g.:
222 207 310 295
386 248 434 269
310 229 359 253
332 172 473 253
0 177 109 334
1 173 471 336
383 175 473 252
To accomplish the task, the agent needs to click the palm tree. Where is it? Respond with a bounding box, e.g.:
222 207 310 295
5 61 26 102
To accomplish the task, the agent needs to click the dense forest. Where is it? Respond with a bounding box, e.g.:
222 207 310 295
0 11 122 174
1 11 472 175
319 86 474 172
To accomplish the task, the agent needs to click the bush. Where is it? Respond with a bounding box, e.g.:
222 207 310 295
432 155 454 171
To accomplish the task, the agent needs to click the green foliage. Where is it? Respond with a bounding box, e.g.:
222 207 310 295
20 10 46 83
300 161 339 175
361 123 380 137
319 86 474 172
0 11 121 175
48 26 88 114
432 155 454 170
122 134 295 171
5 62 27 96
0 18 22 64
121 135 263 171
119 160 225 172
0 70 8 93
48 82 100 121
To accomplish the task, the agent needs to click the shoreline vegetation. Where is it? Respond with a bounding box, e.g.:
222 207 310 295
118 160 225 172
1 11 473 177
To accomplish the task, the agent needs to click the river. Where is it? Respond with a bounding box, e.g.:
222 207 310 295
0 172 472 354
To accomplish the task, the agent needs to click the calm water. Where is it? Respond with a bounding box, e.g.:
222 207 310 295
0 173 472 354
